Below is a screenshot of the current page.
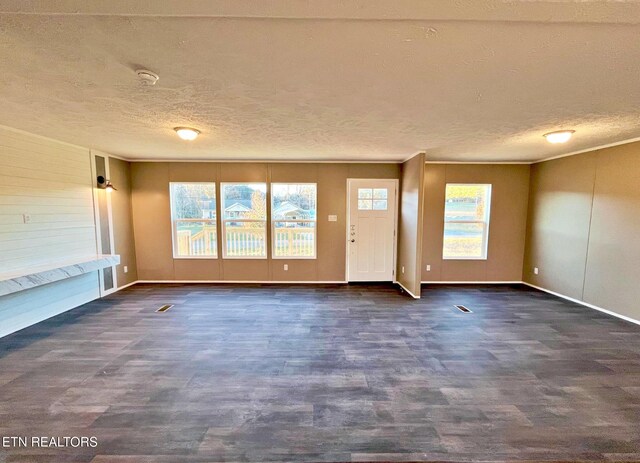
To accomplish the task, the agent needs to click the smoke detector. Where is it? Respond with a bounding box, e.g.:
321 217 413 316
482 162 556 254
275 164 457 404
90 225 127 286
136 69 159 86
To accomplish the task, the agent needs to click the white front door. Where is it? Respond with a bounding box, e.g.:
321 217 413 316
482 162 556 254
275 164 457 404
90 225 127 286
347 179 397 282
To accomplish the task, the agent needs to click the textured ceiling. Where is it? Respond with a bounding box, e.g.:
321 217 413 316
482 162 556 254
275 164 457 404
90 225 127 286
1 1 640 161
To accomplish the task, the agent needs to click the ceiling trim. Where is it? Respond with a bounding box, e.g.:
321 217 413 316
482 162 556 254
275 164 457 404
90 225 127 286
533 134 640 164
0 124 89 151
3 0 640 24
425 160 532 165
123 158 403 164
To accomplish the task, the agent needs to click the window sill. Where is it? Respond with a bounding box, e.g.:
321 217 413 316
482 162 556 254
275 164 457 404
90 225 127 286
222 256 268 260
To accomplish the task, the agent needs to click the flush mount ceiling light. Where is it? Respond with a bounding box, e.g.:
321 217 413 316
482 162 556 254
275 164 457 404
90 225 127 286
136 69 159 86
174 127 201 141
544 130 575 144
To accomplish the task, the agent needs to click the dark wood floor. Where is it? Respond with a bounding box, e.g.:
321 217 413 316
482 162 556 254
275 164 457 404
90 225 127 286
1 283 640 463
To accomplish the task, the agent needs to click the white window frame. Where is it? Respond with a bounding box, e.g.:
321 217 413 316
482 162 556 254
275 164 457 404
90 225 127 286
271 183 317 260
221 182 267 259
170 182 218 259
442 183 492 260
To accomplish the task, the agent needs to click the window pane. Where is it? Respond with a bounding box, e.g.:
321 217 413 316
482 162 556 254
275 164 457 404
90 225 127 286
273 221 315 257
221 183 267 258
272 184 317 220
175 221 217 257
443 222 485 259
444 184 490 221
271 184 317 258
442 183 491 259
358 188 373 199
373 200 387 210
170 183 217 258
373 188 388 199
222 183 266 220
170 183 216 219
224 222 266 257
358 199 372 210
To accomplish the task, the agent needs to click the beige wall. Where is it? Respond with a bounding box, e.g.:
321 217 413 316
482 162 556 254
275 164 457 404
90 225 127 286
422 164 531 282
523 154 596 298
524 142 640 321
109 157 138 287
396 153 425 297
130 162 399 282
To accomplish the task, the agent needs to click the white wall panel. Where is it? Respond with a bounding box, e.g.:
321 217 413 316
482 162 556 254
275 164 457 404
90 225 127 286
0 126 100 338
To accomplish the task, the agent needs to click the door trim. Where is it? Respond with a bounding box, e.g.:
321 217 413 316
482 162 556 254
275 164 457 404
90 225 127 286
345 178 399 282
90 150 118 296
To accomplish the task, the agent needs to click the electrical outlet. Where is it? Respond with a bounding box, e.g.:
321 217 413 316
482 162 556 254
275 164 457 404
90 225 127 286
401 266 405 274
328 215 337 222
283 264 288 271
534 267 539 275
124 266 128 273
23 214 31 224
426 264 431 271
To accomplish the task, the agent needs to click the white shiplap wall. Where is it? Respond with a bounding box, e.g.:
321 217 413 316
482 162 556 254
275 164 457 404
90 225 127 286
0 126 100 338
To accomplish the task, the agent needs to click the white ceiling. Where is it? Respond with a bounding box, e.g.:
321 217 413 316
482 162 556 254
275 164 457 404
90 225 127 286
1 0 640 162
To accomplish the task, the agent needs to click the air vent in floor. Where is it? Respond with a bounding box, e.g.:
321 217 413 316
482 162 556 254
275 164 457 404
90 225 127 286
454 305 472 313
156 304 174 313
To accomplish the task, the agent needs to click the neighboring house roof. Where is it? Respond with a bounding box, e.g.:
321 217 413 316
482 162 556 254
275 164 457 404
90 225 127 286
225 202 251 212
273 201 313 219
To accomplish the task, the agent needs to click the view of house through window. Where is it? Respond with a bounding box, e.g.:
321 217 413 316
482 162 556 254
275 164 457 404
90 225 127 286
170 183 217 258
221 183 267 258
443 184 492 259
272 183 317 258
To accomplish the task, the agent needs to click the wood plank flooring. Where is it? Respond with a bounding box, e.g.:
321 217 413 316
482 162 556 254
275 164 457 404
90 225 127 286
0 283 639 462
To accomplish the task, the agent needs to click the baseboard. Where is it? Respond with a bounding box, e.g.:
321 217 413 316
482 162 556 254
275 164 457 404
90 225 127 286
395 280 421 299
421 280 522 284
135 280 348 284
522 281 640 327
111 280 139 292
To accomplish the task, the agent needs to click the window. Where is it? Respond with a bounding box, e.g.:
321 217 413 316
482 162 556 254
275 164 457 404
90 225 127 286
221 183 267 258
358 188 388 210
443 184 491 260
272 183 317 258
170 183 217 258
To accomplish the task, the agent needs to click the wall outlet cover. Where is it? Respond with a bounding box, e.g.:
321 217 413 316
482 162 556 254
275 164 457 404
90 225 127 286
284 264 288 271
534 267 539 275
328 215 338 222
23 214 31 223
426 264 431 271
124 266 128 273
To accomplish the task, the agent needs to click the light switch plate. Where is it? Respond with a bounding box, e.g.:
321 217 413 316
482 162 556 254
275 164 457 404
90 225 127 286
426 264 431 271
328 215 337 222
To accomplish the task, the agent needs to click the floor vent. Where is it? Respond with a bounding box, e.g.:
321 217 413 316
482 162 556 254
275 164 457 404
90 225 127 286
454 305 472 313
156 304 174 313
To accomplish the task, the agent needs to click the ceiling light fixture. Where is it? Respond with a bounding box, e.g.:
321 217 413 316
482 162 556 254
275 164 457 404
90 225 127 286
174 127 200 141
544 130 575 144
136 69 159 86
